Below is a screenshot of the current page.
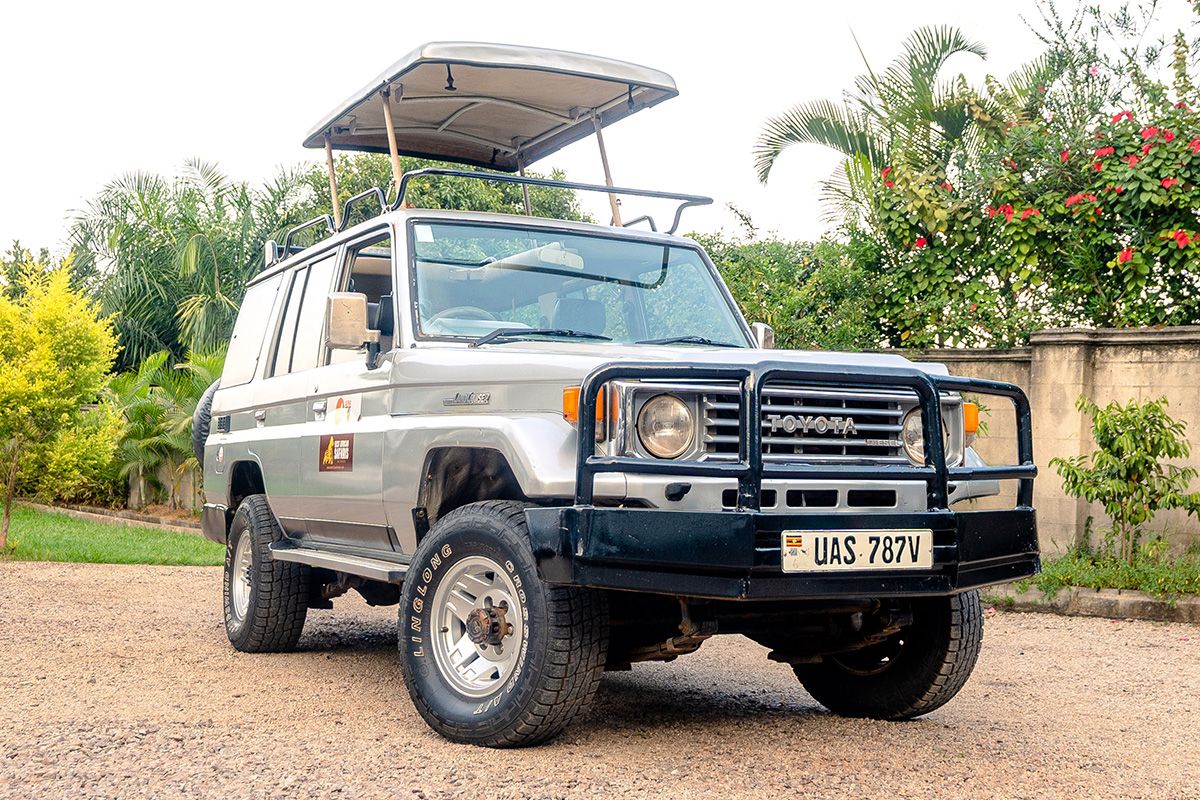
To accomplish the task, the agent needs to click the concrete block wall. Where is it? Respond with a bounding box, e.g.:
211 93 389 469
916 327 1200 554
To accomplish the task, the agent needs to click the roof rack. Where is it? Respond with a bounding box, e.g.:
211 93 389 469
394 168 711 235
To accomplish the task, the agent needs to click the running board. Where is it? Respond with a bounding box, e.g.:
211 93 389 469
269 543 409 583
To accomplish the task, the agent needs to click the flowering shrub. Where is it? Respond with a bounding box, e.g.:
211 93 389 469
759 7 1200 347
987 101 1200 328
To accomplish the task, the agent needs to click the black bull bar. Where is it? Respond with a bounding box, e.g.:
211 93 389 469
525 361 1040 600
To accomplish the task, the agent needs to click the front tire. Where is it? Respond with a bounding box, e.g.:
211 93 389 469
795 590 984 720
399 501 608 747
223 494 309 653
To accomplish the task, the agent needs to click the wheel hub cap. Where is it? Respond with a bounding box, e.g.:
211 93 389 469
229 533 253 624
429 555 525 698
465 604 509 646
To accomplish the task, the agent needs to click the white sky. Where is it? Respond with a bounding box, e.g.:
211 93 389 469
2 0 1193 252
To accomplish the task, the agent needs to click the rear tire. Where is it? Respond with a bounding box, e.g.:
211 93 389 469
794 590 983 720
399 500 608 747
223 494 308 653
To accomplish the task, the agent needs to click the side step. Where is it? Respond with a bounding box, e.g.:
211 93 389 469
269 542 409 583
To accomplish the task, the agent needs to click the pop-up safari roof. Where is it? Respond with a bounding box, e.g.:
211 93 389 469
303 41 678 171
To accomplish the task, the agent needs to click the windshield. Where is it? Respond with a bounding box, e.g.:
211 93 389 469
410 221 750 346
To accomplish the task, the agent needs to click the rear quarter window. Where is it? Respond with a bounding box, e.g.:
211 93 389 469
221 275 282 387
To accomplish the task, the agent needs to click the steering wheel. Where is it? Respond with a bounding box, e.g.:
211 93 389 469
428 305 497 322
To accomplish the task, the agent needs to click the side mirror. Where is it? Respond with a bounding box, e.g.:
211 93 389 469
326 292 382 368
750 322 775 349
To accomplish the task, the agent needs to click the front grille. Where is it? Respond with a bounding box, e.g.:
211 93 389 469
702 384 914 464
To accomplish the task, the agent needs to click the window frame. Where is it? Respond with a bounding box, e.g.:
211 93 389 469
326 227 396 367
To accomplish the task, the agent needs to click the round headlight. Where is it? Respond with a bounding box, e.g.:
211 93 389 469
901 409 951 465
901 409 926 464
637 394 694 458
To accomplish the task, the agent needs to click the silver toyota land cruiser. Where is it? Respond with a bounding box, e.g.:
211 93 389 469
195 43 1040 747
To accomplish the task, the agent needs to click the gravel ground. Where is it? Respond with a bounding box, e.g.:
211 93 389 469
1 562 1197 800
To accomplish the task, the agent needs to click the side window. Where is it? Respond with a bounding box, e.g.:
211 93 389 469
290 254 339 372
271 267 308 377
222 275 282 386
270 253 338 376
330 231 395 364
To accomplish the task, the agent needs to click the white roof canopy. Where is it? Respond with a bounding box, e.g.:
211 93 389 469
303 42 678 171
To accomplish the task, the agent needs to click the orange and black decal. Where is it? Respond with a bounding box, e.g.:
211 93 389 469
319 433 354 472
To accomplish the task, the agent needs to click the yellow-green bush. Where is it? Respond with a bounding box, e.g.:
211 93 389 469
0 260 118 545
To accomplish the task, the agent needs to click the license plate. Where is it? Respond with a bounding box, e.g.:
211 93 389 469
781 529 933 572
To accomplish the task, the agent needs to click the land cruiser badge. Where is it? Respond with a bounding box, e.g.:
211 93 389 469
443 391 491 407
319 433 354 472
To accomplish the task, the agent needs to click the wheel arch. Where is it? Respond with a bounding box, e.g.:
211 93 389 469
415 447 530 538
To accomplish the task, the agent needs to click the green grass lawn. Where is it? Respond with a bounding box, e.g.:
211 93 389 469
1 505 224 566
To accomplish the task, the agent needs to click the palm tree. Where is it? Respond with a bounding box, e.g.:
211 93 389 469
71 162 310 370
107 352 172 506
754 26 990 220
756 26 988 177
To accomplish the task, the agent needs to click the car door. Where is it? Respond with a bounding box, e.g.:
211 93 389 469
292 229 396 553
247 252 339 531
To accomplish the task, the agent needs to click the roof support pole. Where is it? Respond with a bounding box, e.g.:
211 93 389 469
591 112 622 226
517 157 533 216
323 134 343 229
380 86 407 205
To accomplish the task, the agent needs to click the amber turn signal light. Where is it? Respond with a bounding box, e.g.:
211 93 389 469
563 385 617 442
963 402 980 435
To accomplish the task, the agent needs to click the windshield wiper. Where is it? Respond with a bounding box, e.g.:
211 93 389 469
471 328 613 347
635 335 741 348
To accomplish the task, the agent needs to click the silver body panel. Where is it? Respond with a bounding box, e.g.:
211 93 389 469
203 208 996 561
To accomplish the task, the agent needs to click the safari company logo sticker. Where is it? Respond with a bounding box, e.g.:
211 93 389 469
319 433 354 472
331 395 357 424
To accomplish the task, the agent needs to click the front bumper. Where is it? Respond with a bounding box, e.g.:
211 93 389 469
526 506 1039 600
547 360 1040 601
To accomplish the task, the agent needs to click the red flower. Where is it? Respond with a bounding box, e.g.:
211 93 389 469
882 166 894 188
1174 230 1192 248
1190 137 1200 153
1112 110 1133 123
941 181 953 192
1112 185 1125 194
1061 149 1070 162
1125 154 1140 167
1162 177 1179 189
997 203 1015 223
1065 193 1098 209
1008 159 1019 170
1117 247 1134 263
1164 130 1176 142
1093 161 1104 171
1021 208 1040 219
1143 143 1154 155
914 237 927 249
1095 146 1115 157
1141 126 1160 139
986 206 996 219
